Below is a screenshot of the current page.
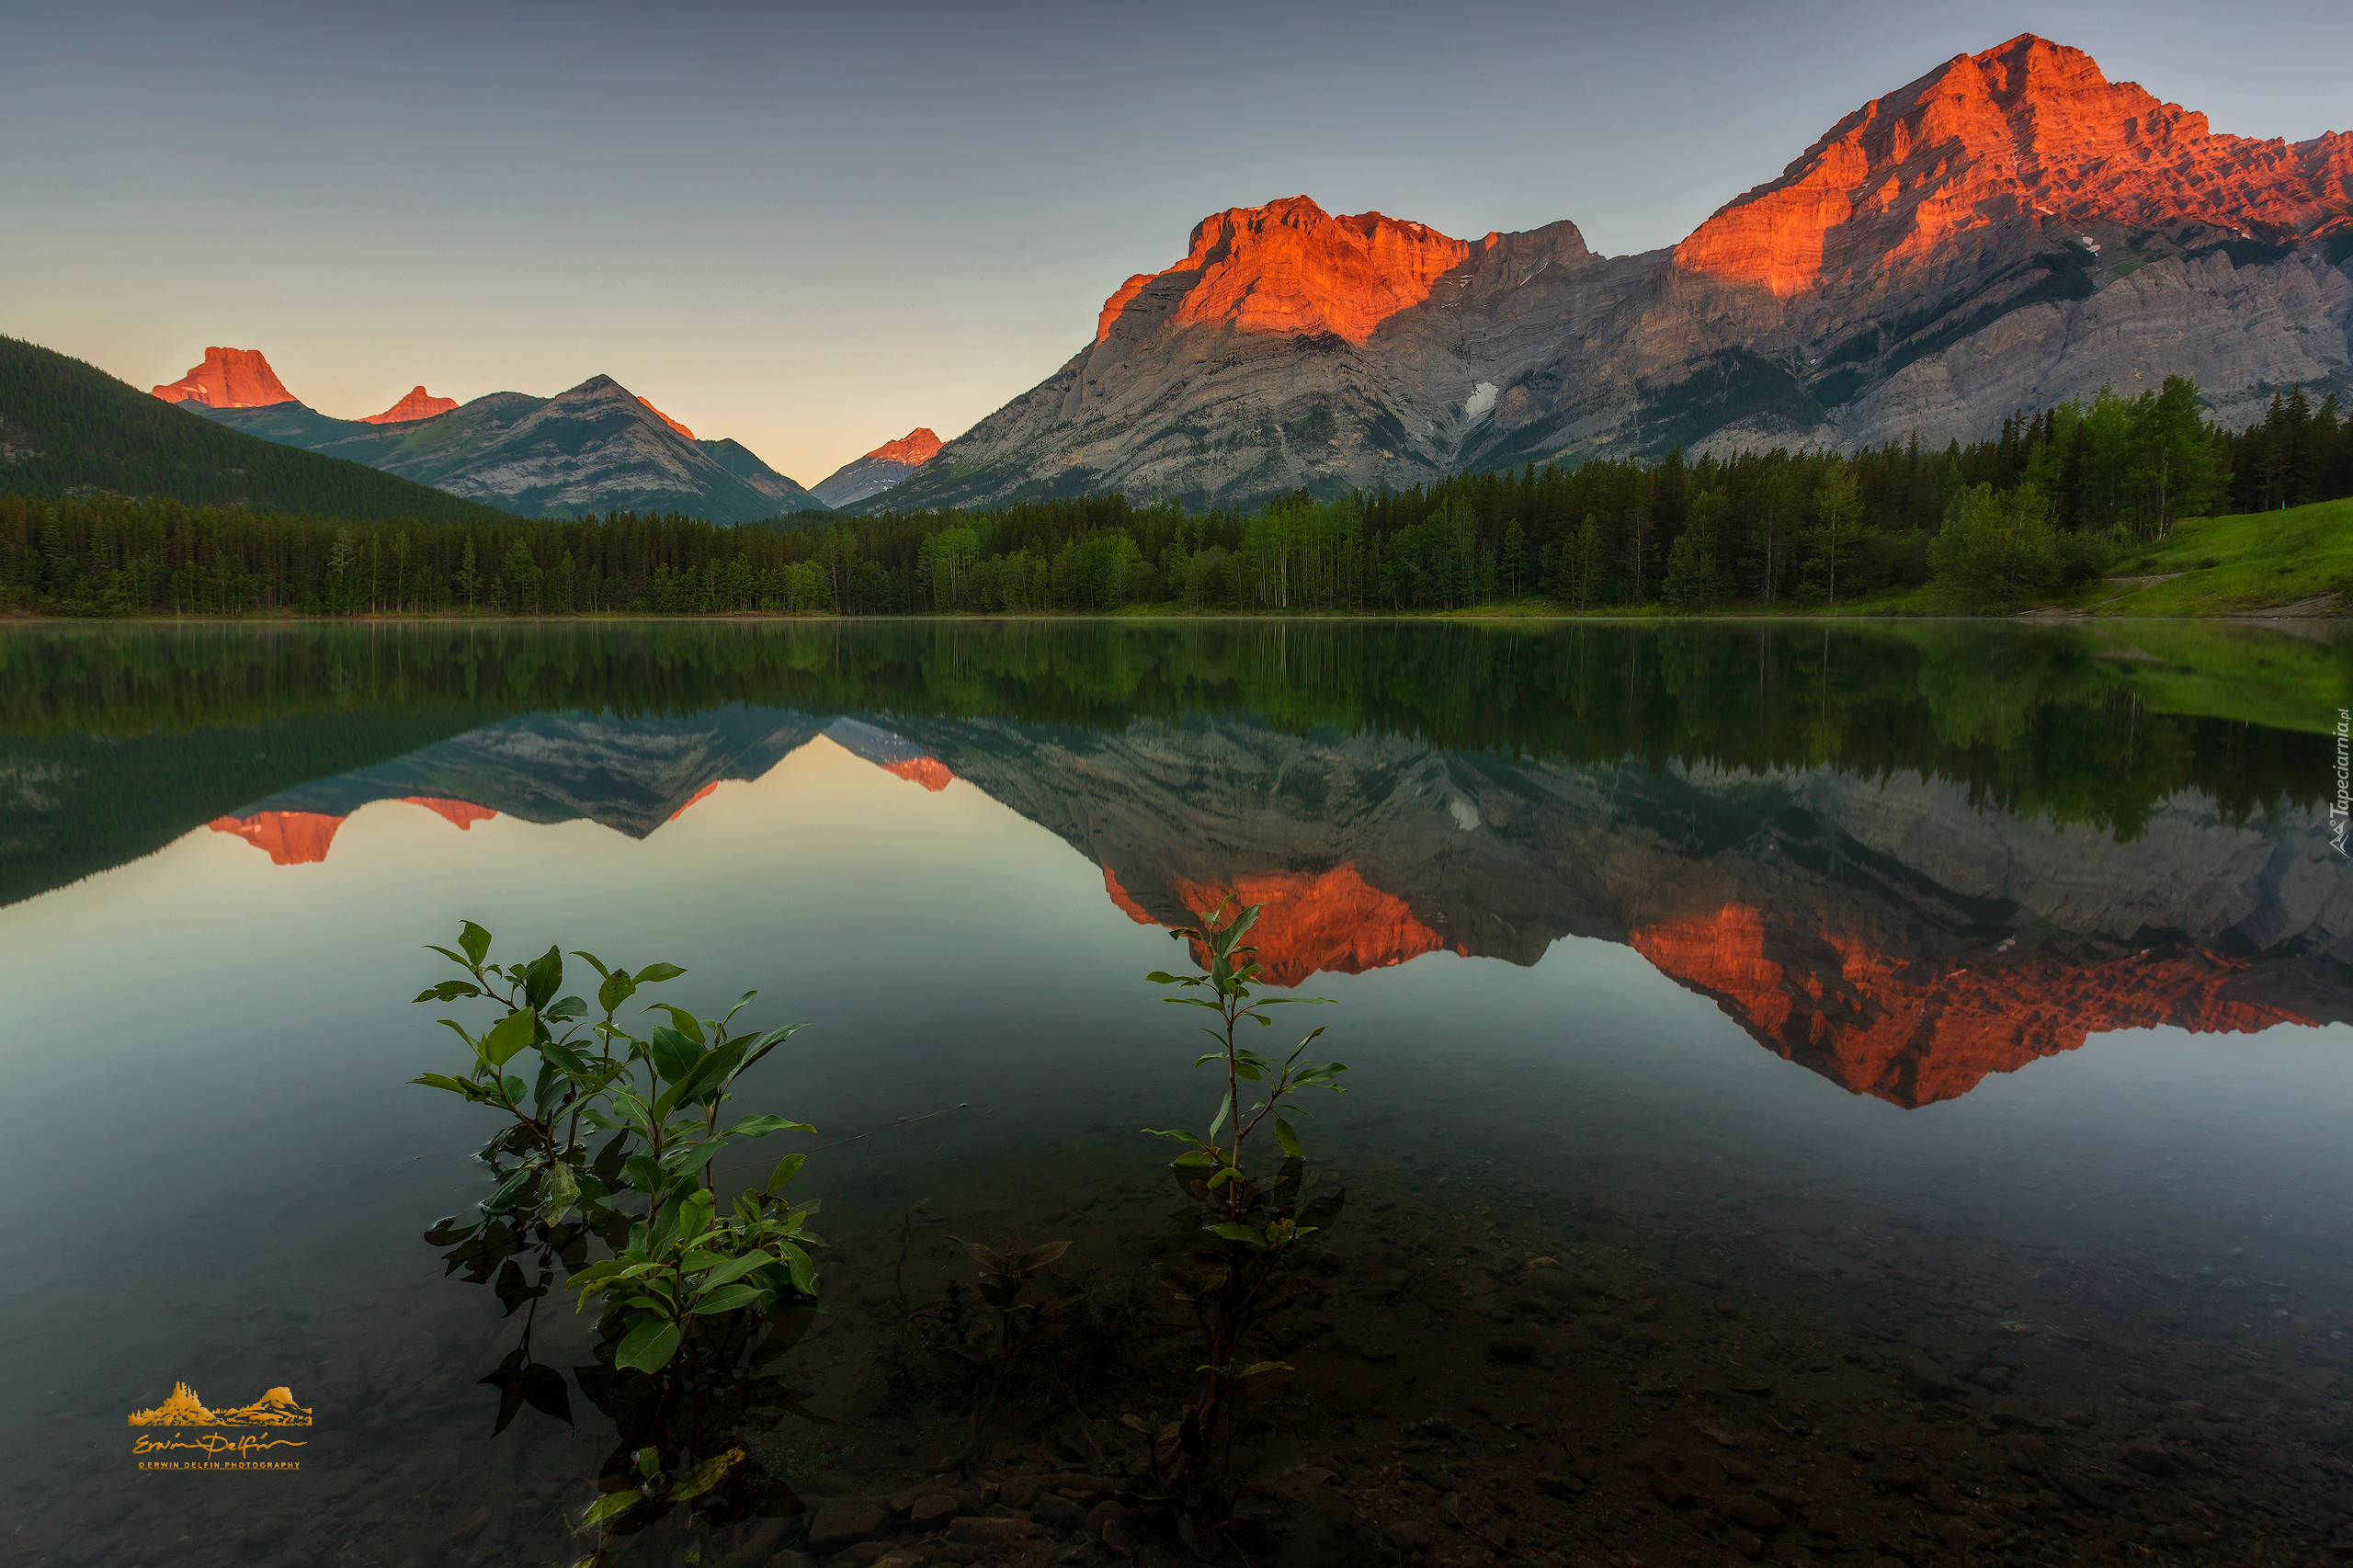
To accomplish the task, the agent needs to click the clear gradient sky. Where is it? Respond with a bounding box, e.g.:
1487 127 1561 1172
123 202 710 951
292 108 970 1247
4 0 2346 485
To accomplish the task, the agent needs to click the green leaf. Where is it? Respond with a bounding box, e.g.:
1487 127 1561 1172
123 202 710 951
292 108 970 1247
773 1241 821 1296
412 981 482 1004
1237 1360 1295 1380
1208 1090 1232 1138
645 1004 705 1045
613 1318 682 1374
580 1489 642 1527
1208 1221 1271 1250
635 1447 662 1482
725 1114 813 1138
539 1163 581 1224
661 1141 723 1185
667 1037 748 1108
523 946 564 1010
482 1010 537 1070
1171 1150 1219 1168
1016 1241 1072 1275
634 962 687 985
459 921 493 966
597 971 638 1017
1142 1127 1204 1143
645 1027 700 1085
1206 1166 1244 1191
766 1153 807 1191
1273 1118 1304 1159
690 1282 764 1314
696 1252 777 1290
481 1165 535 1216
668 1449 745 1501
620 1154 668 1194
409 1072 473 1095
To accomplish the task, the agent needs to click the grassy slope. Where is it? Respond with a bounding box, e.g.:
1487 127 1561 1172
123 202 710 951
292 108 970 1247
0 336 512 524
2089 497 2353 616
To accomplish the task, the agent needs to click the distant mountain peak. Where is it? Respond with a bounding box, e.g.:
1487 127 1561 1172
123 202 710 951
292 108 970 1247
361 386 458 425
638 396 695 440
867 427 940 464
1674 31 2353 297
152 347 295 409
811 426 947 510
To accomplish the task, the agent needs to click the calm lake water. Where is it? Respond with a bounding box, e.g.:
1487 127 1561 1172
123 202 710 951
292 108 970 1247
4 619 2351 1568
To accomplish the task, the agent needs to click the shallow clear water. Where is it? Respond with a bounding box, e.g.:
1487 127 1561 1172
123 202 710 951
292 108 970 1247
4 619 2350 1568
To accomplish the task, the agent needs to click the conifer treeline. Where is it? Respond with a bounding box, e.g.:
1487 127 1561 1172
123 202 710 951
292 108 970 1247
3 378 2346 618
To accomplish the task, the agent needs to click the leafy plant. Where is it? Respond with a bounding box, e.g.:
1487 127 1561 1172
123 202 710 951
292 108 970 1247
1142 896 1350 1484
949 1238 1074 1368
411 921 824 1374
572 1444 747 1568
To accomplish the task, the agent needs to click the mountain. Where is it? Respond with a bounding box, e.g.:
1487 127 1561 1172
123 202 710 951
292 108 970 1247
363 386 458 425
699 437 824 510
152 347 296 409
0 336 509 523
813 427 944 509
198 373 826 522
881 35 2353 512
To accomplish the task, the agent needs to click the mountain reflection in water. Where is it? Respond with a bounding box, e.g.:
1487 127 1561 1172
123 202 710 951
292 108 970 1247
11 619 2344 1108
6 619 2353 1568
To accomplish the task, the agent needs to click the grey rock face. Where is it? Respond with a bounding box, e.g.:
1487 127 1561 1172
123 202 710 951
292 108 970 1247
881 222 2351 514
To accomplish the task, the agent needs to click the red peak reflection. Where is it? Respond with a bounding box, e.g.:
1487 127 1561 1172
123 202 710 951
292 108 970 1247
1136 865 1445 988
206 811 344 866
1631 902 2310 1108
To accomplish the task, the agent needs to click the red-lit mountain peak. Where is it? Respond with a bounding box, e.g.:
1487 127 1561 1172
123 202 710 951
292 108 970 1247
1674 33 2353 297
637 397 695 440
1097 195 1472 347
867 428 942 465
152 347 297 409
1631 902 2308 1108
207 811 343 865
363 387 459 425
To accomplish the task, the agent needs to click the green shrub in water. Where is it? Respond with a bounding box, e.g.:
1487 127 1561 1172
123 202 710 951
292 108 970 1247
411 920 823 1375
1142 896 1350 1482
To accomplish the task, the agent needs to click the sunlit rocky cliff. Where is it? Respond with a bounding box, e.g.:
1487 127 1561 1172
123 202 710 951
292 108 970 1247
876 35 2353 511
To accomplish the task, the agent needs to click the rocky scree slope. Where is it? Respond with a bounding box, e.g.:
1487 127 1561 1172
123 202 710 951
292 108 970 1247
882 34 2353 512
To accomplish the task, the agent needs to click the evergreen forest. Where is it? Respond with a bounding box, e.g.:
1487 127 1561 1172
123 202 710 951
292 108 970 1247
4 375 2348 619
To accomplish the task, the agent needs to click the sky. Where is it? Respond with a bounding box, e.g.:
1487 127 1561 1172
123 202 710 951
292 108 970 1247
4 0 2347 486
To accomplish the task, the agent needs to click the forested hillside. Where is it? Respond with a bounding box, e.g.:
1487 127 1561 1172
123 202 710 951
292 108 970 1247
0 337 510 525
3 376 2346 617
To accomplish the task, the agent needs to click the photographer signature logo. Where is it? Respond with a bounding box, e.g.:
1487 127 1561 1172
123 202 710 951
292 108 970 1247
2334 709 2349 858
129 1381 310 1470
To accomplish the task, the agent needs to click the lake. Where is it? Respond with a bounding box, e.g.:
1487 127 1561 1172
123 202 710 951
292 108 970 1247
4 618 2350 1568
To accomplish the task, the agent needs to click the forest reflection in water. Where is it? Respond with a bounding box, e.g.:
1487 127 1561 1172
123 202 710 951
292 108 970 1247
2 618 2350 1568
